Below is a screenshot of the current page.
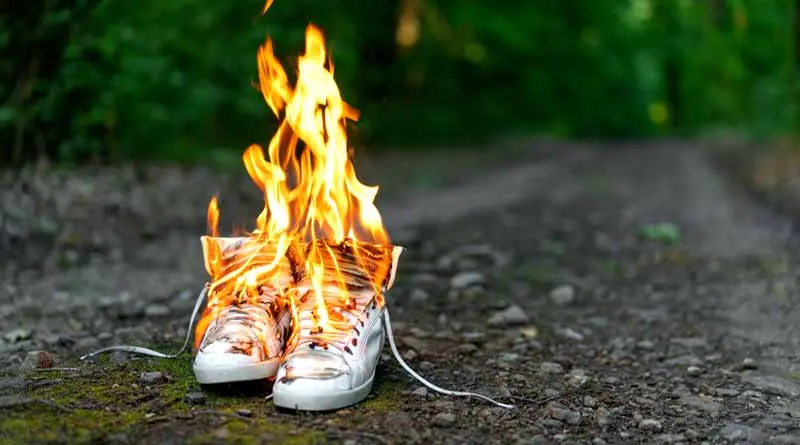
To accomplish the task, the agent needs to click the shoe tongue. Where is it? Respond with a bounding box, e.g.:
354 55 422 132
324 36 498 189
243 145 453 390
292 241 404 291
200 236 295 287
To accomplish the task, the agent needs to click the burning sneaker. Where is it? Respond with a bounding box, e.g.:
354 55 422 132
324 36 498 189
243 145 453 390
272 242 513 411
81 235 295 386
192 235 294 384
272 242 400 410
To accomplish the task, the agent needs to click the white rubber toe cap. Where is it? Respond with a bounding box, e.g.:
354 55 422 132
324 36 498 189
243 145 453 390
193 344 279 384
272 350 374 411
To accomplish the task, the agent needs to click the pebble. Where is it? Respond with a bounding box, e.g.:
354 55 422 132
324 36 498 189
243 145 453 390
409 289 429 303
687 365 703 376
450 271 485 290
636 340 655 350
556 327 584 341
432 412 456 426
411 387 428 397
549 284 575 305
186 392 207 404
139 371 166 385
488 304 529 327
594 408 611 427
143 303 171 317
546 403 582 425
236 408 253 417
583 395 598 408
539 362 564 374
455 343 478 355
21 351 54 369
639 418 663 432
4 328 32 343
741 357 758 370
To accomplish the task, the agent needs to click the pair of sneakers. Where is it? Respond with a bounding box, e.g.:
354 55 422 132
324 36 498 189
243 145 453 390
84 236 513 411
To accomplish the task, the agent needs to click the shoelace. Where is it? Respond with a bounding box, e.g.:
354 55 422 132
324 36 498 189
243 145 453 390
80 287 208 360
289 289 369 353
81 286 515 409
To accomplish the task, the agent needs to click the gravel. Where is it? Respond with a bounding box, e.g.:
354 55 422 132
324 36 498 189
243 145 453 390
3 142 800 444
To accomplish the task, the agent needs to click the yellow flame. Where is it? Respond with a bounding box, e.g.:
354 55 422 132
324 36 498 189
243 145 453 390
195 1 392 351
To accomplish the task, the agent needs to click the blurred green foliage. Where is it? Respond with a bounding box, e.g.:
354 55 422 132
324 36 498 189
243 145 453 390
1 0 798 165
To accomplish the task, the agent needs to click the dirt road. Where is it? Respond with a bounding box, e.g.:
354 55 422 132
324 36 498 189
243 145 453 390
1 140 799 444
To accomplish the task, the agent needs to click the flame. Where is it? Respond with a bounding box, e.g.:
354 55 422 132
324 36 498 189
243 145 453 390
194 1 395 352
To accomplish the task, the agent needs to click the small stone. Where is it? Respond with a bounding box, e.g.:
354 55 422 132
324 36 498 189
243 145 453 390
500 305 529 326
636 340 655 350
583 395 598 408
720 423 765 443
594 408 611 427
556 327 584 341
546 403 582 425
487 313 505 327
4 328 32 343
741 357 758 370
639 419 663 432
455 343 478 355
236 408 253 417
97 332 113 341
499 353 520 364
139 371 166 385
549 284 575 306
687 366 703 376
450 271 485 290
412 387 428 397
21 351 53 369
143 303 171 317
539 362 564 374
186 392 206 405
432 412 456 426
679 394 722 416
519 326 538 339
409 289 429 303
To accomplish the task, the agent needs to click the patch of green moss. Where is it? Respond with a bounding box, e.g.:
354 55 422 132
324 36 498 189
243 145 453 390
358 378 404 412
6 351 401 444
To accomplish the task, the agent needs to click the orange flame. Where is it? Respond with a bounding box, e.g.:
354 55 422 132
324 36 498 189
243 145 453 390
194 1 394 352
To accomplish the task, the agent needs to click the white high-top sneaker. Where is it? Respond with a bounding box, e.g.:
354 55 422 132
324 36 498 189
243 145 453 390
272 241 515 411
193 236 294 384
272 242 401 411
272 287 385 410
82 236 295 386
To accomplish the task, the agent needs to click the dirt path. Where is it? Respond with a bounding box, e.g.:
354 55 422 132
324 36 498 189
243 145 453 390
2 140 800 444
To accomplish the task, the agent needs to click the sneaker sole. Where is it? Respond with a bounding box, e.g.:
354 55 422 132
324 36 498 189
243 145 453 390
193 358 280 384
272 371 375 411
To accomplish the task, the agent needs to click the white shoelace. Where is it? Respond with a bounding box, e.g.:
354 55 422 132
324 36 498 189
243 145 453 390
80 286 515 409
80 287 208 360
382 309 515 409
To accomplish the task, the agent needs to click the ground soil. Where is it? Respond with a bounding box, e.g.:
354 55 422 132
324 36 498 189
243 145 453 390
2 139 800 444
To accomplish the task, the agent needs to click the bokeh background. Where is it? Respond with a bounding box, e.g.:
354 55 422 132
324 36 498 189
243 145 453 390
2 0 798 166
